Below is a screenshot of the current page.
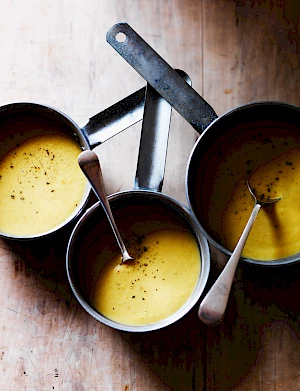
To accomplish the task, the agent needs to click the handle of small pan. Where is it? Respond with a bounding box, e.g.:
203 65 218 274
82 87 146 149
106 23 217 134
134 69 191 192
83 65 191 191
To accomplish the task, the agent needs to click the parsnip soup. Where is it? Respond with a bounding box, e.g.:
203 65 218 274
0 133 86 236
195 121 300 260
76 202 201 326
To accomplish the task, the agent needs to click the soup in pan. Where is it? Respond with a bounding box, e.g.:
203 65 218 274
0 134 86 236
92 229 200 325
196 121 300 260
79 204 201 326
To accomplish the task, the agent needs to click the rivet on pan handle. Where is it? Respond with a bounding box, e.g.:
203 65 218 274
106 23 217 134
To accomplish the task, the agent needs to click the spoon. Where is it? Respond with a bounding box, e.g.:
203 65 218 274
198 181 281 325
78 150 133 263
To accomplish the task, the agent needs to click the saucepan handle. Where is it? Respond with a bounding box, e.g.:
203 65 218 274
106 23 217 134
81 87 145 149
135 70 191 192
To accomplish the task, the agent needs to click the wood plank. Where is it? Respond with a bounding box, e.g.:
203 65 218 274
0 1 207 390
202 0 300 116
202 1 300 390
0 0 300 389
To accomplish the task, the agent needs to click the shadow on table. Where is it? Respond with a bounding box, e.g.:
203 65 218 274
5 226 74 312
121 252 300 391
7 228 207 390
121 306 206 391
7 230 300 391
197 254 300 390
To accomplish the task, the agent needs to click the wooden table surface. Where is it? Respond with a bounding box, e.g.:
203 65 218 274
0 1 300 390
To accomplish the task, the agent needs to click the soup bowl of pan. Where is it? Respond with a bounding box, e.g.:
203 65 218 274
186 101 300 266
0 89 145 240
66 83 210 332
107 23 300 267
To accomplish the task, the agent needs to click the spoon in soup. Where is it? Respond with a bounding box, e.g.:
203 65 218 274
198 181 281 325
78 150 133 263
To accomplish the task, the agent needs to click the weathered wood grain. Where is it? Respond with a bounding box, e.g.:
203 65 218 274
0 0 299 390
202 1 300 390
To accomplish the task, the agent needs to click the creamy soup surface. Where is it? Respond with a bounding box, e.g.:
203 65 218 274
196 122 300 260
92 229 200 325
81 206 201 326
0 134 86 236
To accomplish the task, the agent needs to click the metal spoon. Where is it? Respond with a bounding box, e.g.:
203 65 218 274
78 150 133 263
198 181 281 325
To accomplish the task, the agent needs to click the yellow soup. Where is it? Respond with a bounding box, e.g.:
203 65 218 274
79 203 201 326
91 229 200 326
196 121 300 260
0 134 86 236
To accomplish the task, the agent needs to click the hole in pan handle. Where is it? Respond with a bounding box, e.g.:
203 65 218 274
106 23 217 134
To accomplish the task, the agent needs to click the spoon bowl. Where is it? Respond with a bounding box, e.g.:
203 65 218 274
198 180 281 325
247 181 282 205
78 150 133 264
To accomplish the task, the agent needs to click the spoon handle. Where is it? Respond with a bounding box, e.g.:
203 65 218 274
78 150 132 261
198 202 262 325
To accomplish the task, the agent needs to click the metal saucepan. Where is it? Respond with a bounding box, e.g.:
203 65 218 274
106 23 300 266
0 91 146 240
66 79 210 332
